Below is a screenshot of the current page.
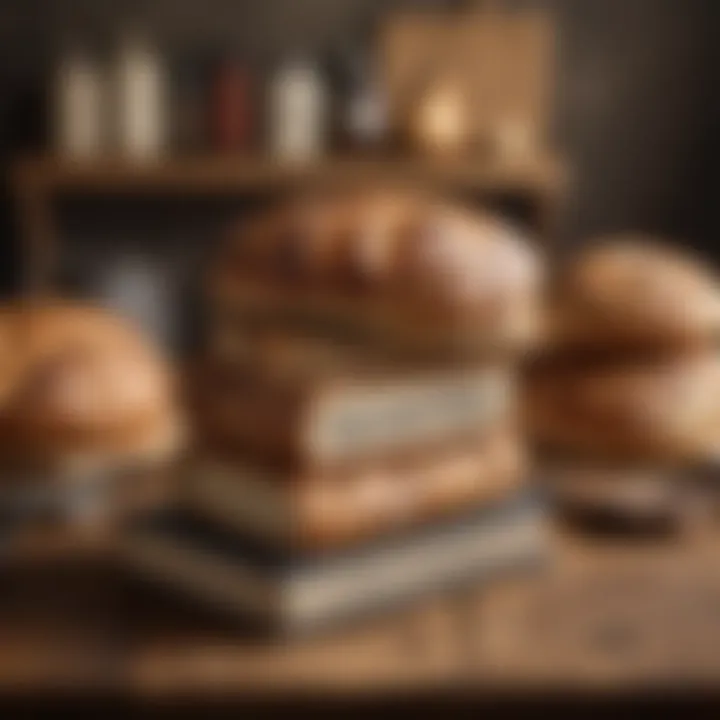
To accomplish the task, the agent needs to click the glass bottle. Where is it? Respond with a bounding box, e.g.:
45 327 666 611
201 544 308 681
54 42 105 159
114 27 167 160
268 55 327 163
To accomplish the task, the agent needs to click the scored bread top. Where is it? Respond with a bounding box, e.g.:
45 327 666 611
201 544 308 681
210 190 544 355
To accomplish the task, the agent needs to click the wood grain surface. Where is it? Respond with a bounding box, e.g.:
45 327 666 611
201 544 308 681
2 521 720 697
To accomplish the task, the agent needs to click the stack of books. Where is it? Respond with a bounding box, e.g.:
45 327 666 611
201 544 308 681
123 191 547 632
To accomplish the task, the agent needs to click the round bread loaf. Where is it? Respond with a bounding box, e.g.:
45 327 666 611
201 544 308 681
526 352 720 463
548 237 720 351
0 301 182 474
211 190 543 356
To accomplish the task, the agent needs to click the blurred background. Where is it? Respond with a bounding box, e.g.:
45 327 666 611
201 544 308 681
0 0 718 349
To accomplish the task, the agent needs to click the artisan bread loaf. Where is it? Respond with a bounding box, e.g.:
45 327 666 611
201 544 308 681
0 301 182 473
189 357 515 473
186 428 526 550
548 237 720 351
526 352 720 463
210 190 543 356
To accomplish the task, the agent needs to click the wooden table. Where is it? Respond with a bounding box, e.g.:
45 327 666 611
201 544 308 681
2 522 720 699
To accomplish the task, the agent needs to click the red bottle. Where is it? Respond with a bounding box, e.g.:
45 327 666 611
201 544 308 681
210 58 252 152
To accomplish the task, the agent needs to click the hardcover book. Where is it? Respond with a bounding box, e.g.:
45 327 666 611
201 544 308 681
121 492 545 633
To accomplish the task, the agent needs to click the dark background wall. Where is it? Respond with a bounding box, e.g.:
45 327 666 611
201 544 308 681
0 0 717 342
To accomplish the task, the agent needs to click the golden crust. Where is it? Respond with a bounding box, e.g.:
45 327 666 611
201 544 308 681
0 301 181 469
526 352 720 463
296 430 526 548
548 237 720 351
212 190 544 353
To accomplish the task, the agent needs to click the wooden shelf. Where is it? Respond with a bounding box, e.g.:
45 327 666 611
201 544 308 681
13 153 567 293
15 154 566 196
